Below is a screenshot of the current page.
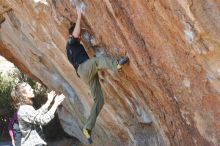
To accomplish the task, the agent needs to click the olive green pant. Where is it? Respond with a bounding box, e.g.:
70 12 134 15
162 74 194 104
77 57 118 130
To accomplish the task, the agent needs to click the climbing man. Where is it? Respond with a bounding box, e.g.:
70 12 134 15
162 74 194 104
66 9 129 141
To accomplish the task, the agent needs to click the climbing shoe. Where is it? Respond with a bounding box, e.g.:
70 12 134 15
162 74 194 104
83 128 93 143
83 128 91 139
117 56 129 70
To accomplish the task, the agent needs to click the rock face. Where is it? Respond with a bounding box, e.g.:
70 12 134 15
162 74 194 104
0 0 220 146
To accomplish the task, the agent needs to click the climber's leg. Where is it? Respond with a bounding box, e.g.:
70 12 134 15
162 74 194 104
78 59 104 140
94 56 118 71
94 56 129 71
84 74 104 131
77 56 129 140
78 56 129 80
77 58 98 82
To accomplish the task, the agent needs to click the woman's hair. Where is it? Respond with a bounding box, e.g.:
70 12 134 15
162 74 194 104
11 82 33 109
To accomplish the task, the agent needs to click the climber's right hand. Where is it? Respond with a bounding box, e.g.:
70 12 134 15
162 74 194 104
76 8 82 19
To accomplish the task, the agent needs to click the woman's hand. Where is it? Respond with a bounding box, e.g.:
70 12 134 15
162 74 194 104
47 91 56 103
54 94 65 106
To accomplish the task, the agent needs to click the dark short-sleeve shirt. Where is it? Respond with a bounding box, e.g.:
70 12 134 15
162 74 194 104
66 36 89 71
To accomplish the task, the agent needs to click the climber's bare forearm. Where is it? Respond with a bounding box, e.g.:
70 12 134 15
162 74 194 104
73 10 82 38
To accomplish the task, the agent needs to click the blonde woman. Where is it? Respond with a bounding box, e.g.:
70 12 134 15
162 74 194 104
11 82 65 146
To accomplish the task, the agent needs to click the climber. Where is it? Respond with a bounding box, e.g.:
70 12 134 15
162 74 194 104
66 9 129 142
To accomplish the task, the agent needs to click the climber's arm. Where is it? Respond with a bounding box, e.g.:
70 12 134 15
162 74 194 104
72 9 81 38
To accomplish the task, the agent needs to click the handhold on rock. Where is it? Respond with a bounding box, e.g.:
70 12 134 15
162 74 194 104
0 15 5 25
0 6 12 27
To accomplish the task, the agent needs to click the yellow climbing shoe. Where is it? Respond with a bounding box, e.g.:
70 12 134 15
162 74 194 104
117 64 122 70
83 128 91 139
117 56 129 70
